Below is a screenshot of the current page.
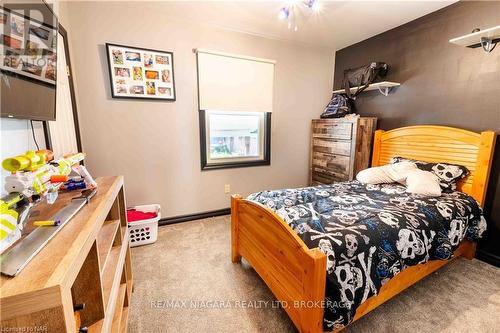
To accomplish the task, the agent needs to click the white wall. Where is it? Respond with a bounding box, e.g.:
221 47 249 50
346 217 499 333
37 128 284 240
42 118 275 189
61 1 335 217
0 119 46 196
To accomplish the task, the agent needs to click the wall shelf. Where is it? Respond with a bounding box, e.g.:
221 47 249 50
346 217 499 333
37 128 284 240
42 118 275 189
449 26 500 52
332 81 400 97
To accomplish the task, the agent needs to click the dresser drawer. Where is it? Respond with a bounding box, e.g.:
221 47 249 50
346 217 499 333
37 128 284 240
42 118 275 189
311 166 349 184
312 138 352 156
312 121 352 140
310 117 377 184
312 152 350 176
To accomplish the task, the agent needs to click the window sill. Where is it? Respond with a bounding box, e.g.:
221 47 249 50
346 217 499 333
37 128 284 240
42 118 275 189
201 160 270 171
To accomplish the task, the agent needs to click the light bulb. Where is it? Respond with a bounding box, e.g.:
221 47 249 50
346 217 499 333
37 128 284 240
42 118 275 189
305 0 321 12
278 7 289 20
311 0 321 12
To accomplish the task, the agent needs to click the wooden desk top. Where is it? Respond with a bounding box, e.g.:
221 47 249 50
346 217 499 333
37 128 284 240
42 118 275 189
0 176 123 298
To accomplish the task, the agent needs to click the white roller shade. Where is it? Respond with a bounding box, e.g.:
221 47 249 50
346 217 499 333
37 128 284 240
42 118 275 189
197 49 275 113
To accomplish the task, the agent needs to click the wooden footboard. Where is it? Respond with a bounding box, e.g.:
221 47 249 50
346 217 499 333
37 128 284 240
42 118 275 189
231 195 326 333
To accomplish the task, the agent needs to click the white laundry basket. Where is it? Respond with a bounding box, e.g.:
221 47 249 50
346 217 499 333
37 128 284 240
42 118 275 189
127 204 160 247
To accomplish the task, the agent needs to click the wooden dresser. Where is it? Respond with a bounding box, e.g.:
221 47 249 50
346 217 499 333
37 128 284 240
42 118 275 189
0 176 133 333
310 117 377 185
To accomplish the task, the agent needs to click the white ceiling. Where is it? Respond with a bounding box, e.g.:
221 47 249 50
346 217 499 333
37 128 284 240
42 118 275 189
161 1 456 50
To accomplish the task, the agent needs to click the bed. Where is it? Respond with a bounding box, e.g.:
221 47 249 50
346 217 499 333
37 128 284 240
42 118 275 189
230 125 496 332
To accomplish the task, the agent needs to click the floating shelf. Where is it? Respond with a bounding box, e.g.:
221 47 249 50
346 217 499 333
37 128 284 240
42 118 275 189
332 81 400 96
449 25 500 49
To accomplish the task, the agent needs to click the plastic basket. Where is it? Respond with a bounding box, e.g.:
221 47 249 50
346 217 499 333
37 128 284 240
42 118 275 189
127 204 160 247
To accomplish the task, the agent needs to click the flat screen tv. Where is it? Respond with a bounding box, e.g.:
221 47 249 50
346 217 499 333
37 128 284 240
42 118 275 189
0 1 58 121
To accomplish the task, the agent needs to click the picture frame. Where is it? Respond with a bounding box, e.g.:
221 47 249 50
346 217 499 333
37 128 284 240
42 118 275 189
0 7 58 86
105 43 176 101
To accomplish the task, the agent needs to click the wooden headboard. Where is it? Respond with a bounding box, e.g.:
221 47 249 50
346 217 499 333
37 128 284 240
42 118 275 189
371 125 496 206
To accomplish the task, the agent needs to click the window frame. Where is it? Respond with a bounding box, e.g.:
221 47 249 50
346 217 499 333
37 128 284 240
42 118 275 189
199 110 271 170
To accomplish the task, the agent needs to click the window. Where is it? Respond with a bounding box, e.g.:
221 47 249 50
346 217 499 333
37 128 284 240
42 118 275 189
196 49 275 170
200 110 271 170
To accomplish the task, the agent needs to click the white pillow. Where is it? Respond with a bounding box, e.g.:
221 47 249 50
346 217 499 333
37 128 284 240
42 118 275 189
356 162 417 184
405 169 442 197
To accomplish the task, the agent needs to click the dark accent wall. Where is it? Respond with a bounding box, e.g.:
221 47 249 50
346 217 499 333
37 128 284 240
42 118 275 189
334 1 500 266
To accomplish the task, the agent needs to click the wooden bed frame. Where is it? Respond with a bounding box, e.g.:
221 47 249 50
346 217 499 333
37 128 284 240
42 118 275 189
231 125 496 333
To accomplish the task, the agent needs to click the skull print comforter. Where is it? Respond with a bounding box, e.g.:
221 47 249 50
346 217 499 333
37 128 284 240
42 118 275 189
247 181 487 330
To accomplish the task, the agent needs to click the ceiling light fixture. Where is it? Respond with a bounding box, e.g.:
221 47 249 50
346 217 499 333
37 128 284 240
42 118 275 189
278 0 321 31
308 0 321 12
278 7 290 20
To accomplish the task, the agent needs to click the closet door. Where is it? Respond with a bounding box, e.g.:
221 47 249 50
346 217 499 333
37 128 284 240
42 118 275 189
45 25 82 157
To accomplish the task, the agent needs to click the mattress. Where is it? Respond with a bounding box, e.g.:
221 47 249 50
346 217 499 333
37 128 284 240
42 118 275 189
248 181 487 329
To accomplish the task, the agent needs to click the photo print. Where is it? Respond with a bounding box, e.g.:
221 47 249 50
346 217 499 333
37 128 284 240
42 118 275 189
106 43 175 100
0 10 57 85
29 25 50 40
112 49 124 65
10 16 24 37
125 51 141 62
144 53 153 67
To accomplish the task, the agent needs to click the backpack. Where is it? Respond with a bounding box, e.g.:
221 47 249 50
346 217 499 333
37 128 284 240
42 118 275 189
320 93 352 118
343 62 388 99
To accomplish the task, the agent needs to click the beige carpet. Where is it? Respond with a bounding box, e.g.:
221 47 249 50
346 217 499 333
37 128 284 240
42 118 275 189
128 216 500 333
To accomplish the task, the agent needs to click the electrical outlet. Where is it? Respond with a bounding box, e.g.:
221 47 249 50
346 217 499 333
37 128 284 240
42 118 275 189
224 184 230 194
